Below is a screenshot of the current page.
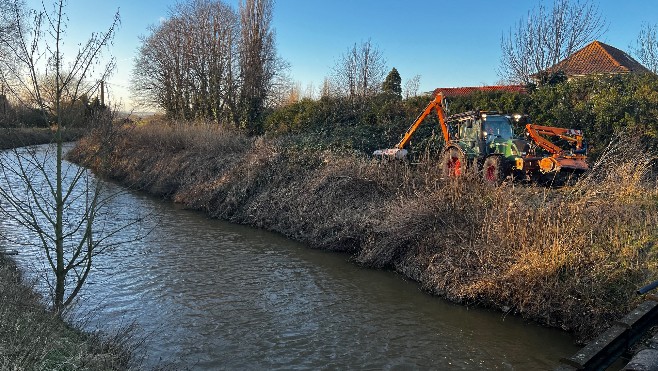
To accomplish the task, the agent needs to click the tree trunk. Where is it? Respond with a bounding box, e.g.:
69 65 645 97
54 0 65 312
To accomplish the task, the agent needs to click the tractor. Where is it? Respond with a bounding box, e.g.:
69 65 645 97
373 90 588 184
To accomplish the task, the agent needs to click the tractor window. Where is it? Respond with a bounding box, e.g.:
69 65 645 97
483 116 514 140
459 119 480 142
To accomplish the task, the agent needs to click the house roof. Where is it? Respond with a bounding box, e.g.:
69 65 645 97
546 40 650 76
433 85 527 97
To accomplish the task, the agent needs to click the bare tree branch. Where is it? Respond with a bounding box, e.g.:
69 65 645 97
499 0 607 84
0 0 149 313
631 23 658 74
331 39 387 100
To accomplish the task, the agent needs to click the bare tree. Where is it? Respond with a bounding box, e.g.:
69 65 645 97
403 74 421 99
133 0 285 130
303 82 316 100
631 23 658 74
133 19 189 118
132 0 239 123
0 0 142 312
320 77 332 99
0 0 24 114
499 0 607 84
331 39 387 100
238 0 285 133
268 74 300 107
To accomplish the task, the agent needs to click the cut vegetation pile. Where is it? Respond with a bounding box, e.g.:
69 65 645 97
70 123 658 341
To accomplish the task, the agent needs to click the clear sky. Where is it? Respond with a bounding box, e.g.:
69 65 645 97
24 0 658 110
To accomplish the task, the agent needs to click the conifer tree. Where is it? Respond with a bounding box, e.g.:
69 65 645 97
382 67 402 98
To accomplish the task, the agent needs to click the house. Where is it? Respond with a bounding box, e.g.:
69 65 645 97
535 40 651 81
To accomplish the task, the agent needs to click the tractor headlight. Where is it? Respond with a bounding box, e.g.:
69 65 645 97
515 157 524 170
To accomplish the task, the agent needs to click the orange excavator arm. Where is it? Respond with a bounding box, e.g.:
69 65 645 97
525 124 584 155
394 92 450 149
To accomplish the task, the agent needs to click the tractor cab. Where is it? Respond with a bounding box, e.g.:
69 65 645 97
448 111 522 159
482 114 514 142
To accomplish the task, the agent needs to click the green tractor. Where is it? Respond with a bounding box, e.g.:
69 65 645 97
440 110 528 183
373 91 588 184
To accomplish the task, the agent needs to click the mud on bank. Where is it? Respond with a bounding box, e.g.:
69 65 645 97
70 123 658 342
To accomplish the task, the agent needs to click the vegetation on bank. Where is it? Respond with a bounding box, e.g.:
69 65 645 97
0 127 84 150
0 253 133 370
70 118 658 341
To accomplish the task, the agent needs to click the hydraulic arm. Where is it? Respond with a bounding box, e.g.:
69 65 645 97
525 124 588 173
395 93 449 149
373 92 449 159
525 124 585 155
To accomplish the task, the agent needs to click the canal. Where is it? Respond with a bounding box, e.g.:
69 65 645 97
1 144 578 369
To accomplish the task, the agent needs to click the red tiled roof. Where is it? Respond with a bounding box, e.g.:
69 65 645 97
433 85 527 97
546 41 650 76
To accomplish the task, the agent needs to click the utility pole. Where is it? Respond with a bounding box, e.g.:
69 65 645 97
100 80 105 107
1 84 6 118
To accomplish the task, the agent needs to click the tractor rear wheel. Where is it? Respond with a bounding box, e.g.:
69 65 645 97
441 147 466 178
482 155 506 185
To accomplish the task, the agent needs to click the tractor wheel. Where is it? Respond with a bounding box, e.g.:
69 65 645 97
482 156 507 185
441 147 466 178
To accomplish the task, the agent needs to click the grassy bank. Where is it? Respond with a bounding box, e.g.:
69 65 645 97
70 123 658 341
0 253 132 369
0 127 84 150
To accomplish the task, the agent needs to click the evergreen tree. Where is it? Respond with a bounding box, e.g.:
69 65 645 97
382 67 402 98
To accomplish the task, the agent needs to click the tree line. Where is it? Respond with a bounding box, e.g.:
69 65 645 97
132 0 283 134
130 0 658 128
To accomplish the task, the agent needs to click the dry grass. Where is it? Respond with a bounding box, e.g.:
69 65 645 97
72 124 658 342
0 254 134 370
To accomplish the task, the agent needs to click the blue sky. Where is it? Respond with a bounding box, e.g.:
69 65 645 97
24 0 658 110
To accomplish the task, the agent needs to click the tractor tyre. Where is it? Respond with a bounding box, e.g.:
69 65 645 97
482 155 507 185
441 147 466 179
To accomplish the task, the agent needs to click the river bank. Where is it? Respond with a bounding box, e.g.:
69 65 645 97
0 129 134 370
0 250 133 369
70 122 658 342
0 127 84 149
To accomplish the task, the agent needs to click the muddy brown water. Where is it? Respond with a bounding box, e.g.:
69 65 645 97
2 145 579 369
